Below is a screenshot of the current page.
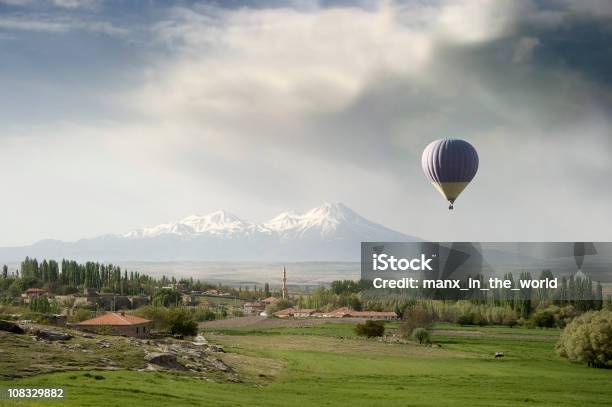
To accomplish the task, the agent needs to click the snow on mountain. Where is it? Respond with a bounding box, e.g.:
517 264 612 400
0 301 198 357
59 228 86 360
0 203 417 261
124 210 264 239
123 202 407 241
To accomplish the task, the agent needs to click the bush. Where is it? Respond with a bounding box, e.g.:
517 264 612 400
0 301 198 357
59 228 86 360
533 310 555 328
166 308 198 337
265 299 293 315
502 313 518 328
152 289 182 307
456 313 474 326
355 320 385 337
399 307 434 338
412 327 431 344
192 307 217 322
556 310 612 368
71 307 93 323
132 305 169 329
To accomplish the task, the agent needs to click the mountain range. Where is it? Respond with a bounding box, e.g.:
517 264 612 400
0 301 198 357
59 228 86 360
0 203 418 262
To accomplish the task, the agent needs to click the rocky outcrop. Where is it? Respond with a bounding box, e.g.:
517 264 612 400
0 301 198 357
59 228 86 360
144 352 186 370
31 329 72 341
0 320 25 334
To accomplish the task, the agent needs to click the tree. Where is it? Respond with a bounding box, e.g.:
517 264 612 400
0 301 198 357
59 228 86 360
355 320 385 337
30 295 51 314
412 327 431 344
595 282 604 310
348 295 362 311
152 289 182 307
532 310 555 328
1 265 7 279
399 307 434 337
265 299 293 315
167 308 198 336
556 310 612 368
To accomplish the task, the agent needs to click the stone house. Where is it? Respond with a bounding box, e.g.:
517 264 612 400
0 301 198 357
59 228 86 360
73 312 153 338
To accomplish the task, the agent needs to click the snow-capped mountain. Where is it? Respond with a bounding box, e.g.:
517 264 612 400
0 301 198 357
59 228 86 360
123 210 266 239
123 203 405 242
0 203 418 261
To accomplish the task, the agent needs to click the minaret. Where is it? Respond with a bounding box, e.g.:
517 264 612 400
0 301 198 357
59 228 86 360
282 266 287 300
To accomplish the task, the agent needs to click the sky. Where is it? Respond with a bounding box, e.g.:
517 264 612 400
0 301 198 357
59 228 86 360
0 0 611 246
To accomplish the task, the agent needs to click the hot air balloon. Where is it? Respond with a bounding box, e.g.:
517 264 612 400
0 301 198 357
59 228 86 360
421 139 478 210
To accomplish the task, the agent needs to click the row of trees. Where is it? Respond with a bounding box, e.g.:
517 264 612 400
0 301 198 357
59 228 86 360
18 257 157 295
3 258 275 302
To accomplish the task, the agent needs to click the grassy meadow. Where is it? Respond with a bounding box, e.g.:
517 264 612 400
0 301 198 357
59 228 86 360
1 322 611 407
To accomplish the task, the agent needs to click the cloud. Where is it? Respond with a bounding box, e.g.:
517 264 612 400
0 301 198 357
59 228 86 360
1 0 612 245
0 14 126 35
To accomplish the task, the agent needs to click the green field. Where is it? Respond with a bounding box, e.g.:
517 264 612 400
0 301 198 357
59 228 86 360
1 322 611 407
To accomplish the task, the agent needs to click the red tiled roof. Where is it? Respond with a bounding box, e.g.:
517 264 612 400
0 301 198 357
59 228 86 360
244 301 266 307
75 313 152 326
293 309 317 314
273 307 295 316
26 288 47 293
329 308 397 318
262 296 278 303
350 311 397 318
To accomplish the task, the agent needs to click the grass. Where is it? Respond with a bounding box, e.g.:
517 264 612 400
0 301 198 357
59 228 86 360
1 323 611 406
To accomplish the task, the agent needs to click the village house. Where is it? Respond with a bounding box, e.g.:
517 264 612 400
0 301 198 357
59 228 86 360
262 296 278 305
73 312 153 338
162 283 188 293
329 307 397 320
273 307 295 318
243 301 266 315
203 289 231 296
272 307 397 320
24 288 48 299
182 294 198 306
293 309 318 318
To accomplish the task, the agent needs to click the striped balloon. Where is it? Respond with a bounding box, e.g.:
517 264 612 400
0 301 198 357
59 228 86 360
421 139 479 210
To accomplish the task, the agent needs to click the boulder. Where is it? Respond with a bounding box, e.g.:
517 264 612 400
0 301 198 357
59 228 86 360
0 320 25 334
144 352 186 370
35 330 72 341
206 357 231 372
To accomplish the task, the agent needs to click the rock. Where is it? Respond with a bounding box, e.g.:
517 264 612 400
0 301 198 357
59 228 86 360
193 335 207 345
144 352 186 370
208 345 225 353
35 330 72 341
206 357 231 372
0 320 25 334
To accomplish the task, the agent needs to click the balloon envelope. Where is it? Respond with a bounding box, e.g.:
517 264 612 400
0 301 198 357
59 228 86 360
421 139 478 206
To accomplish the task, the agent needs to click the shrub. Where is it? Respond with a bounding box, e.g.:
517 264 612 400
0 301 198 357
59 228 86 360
502 313 518 328
152 289 182 307
95 325 113 335
556 310 612 368
192 307 217 322
533 310 555 328
166 308 198 337
456 313 474 326
71 307 93 323
399 307 434 338
412 327 431 344
265 299 294 315
355 320 385 337
29 295 51 314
